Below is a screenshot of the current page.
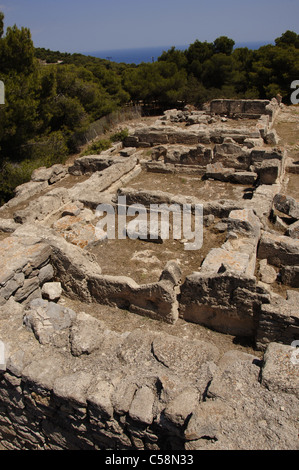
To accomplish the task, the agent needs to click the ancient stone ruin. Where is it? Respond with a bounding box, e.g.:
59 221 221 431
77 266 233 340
0 98 298 450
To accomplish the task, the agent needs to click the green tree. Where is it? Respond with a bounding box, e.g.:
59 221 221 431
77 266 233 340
0 11 4 38
0 24 36 74
158 46 188 69
275 30 299 48
213 36 235 55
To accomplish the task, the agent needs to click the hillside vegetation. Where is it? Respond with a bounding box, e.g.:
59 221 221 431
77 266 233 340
0 10 298 203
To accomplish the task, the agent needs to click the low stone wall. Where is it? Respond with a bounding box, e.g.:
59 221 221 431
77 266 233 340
0 296 298 450
209 98 280 121
12 224 180 324
0 236 53 305
179 209 270 338
256 291 299 349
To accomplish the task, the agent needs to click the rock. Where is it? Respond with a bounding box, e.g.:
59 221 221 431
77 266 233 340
0 219 20 233
286 220 299 239
261 343 299 398
151 146 167 161
258 231 299 267
53 212 99 249
70 312 106 357
203 214 215 227
231 171 257 185
0 236 51 301
207 350 260 401
243 138 264 148
280 265 299 287
185 400 228 442
41 282 62 302
38 264 54 285
0 273 25 300
265 129 280 145
13 188 69 224
87 379 115 420
214 222 228 233
129 386 156 425
205 162 235 182
259 259 277 284
227 208 261 238
256 294 299 348
258 159 281 185
111 380 138 415
119 147 136 157
23 298 76 347
159 260 182 285
14 277 40 303
61 202 84 217
180 272 269 337
126 220 170 243
53 370 94 406
273 194 299 220
69 157 137 207
151 334 219 380
48 165 67 184
13 181 49 202
164 388 199 427
31 167 53 182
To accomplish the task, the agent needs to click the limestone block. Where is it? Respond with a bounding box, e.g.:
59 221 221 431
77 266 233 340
286 221 299 239
259 259 277 284
273 194 299 220
258 159 281 185
164 388 199 427
0 219 19 233
31 166 53 182
280 265 299 287
70 312 106 357
13 188 70 224
200 248 250 276
87 379 115 420
261 343 299 398
129 386 156 425
41 282 62 302
258 231 299 267
53 370 94 406
14 277 39 302
23 298 76 347
256 294 299 348
38 264 54 285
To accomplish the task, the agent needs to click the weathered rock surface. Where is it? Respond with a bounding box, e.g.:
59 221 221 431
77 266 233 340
256 291 299 348
258 231 299 267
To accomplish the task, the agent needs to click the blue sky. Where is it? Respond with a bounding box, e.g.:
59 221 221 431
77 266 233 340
0 0 298 53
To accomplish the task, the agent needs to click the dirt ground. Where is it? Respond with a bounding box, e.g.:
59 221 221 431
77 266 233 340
127 171 251 202
88 219 226 284
61 295 262 358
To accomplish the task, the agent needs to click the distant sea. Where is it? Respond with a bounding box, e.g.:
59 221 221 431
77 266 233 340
84 41 273 65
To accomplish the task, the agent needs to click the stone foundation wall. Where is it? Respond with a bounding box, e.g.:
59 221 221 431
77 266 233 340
0 297 298 450
0 237 53 305
209 98 280 122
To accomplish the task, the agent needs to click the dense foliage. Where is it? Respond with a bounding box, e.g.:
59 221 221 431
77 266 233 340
0 10 298 203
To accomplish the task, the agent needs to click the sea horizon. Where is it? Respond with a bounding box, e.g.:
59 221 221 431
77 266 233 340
83 41 274 64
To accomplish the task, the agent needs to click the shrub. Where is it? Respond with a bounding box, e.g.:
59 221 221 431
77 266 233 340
81 138 112 156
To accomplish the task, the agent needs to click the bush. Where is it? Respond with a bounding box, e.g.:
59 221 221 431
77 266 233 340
81 138 112 156
110 128 129 142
